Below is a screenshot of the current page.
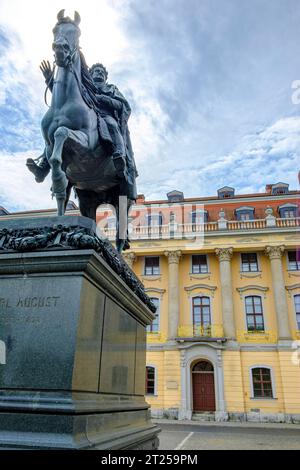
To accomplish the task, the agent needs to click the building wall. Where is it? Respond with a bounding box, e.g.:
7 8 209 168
2 186 299 422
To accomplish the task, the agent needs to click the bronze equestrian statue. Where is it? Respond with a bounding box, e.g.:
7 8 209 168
26 10 137 252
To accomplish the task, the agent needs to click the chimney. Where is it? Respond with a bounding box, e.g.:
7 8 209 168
136 194 145 204
265 184 272 194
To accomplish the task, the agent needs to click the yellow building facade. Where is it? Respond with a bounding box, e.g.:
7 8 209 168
1 182 299 423
117 184 300 422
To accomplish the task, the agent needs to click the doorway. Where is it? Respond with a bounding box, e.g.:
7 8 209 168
192 360 216 412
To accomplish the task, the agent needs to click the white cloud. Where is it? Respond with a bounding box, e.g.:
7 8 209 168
0 151 55 211
0 0 299 211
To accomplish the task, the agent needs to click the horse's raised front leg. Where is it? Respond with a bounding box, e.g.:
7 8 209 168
49 126 69 216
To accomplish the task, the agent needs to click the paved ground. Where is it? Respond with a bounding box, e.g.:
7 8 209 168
154 420 300 450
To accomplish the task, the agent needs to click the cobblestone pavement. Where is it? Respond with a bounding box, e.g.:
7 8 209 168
155 422 300 450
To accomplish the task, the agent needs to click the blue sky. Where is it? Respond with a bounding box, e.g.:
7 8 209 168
0 0 299 211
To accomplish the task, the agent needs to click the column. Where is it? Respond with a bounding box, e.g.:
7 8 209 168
164 250 182 339
122 252 136 269
265 245 291 340
215 247 235 339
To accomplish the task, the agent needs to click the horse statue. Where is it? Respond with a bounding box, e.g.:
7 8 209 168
28 10 137 252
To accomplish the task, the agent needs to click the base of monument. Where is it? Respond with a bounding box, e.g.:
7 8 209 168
0 392 159 449
0 216 160 450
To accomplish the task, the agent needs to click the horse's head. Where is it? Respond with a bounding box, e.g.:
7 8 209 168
52 10 81 67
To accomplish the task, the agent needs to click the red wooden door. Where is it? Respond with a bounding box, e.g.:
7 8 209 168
192 372 216 412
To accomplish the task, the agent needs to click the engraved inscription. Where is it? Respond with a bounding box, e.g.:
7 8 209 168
0 296 60 310
0 313 41 325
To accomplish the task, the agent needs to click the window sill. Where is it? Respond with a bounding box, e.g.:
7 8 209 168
250 397 277 400
142 275 162 281
240 270 261 274
189 272 210 276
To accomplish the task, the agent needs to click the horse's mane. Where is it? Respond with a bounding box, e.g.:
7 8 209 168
78 50 100 111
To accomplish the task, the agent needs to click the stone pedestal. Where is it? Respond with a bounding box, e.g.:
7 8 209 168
0 216 160 450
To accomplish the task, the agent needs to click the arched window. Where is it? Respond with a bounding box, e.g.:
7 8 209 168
251 367 273 398
147 298 160 333
245 296 264 332
192 360 214 372
294 295 300 330
192 296 211 336
145 366 155 395
278 203 298 219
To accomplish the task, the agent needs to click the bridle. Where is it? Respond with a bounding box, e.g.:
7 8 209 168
44 35 79 108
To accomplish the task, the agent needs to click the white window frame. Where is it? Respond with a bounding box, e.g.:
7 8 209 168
286 250 300 271
144 256 160 276
240 252 261 273
190 294 214 329
190 253 210 274
243 294 266 332
147 297 160 333
293 294 300 331
249 365 276 399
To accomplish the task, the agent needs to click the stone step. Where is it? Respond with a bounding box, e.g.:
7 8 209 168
192 412 216 422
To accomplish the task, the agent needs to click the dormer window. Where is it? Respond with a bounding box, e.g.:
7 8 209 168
235 206 255 221
217 186 235 199
167 190 184 203
278 204 298 219
271 182 289 195
0 207 9 216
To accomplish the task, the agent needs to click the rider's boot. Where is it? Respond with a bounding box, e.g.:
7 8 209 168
112 152 127 180
26 154 51 183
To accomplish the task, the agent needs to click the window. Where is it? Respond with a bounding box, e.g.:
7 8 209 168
241 253 258 272
288 251 300 271
193 361 214 372
240 213 251 221
294 295 300 330
145 366 155 395
217 186 235 199
283 209 296 218
146 214 163 226
192 255 208 274
252 368 273 398
167 190 184 202
245 296 264 332
0 207 9 216
193 296 211 335
190 210 208 224
147 298 160 333
107 216 116 229
144 257 160 275
235 207 255 221
278 204 298 219
271 183 289 195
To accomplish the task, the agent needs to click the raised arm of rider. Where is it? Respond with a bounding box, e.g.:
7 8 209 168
40 60 54 92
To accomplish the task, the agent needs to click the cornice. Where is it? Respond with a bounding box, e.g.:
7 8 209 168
236 285 269 299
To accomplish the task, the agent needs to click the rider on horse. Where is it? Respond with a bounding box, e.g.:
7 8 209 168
27 61 137 201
